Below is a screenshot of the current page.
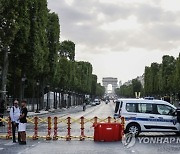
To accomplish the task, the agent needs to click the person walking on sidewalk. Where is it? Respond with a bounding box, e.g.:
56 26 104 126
19 100 28 145
10 100 21 143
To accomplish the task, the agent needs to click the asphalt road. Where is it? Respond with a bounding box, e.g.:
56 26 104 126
1 101 180 154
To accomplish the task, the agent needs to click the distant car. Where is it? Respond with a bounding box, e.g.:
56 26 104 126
94 99 100 105
91 101 96 106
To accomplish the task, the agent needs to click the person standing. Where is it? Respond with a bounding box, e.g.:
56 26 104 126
19 100 28 145
10 100 21 143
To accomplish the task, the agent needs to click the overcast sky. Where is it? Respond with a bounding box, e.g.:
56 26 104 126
47 0 180 84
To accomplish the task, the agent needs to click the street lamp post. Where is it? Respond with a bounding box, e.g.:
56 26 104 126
53 88 56 109
46 85 50 111
72 91 75 106
68 91 72 108
58 89 61 108
35 80 40 113
60 89 64 108
21 75 26 100
55 88 58 109
69 91 72 107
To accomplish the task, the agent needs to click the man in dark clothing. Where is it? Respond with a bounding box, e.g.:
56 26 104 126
18 100 28 145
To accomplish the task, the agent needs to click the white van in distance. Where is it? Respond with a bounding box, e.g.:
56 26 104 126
114 98 180 136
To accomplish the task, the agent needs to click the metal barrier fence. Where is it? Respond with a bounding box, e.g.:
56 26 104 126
0 116 125 141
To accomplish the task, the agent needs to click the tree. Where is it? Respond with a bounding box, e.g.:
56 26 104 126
91 74 97 98
25 0 49 103
47 12 60 84
144 55 177 98
161 55 176 95
0 0 19 99
96 83 105 97
132 79 142 94
8 0 30 99
60 40 75 61
0 0 100 109
144 63 160 96
173 54 180 94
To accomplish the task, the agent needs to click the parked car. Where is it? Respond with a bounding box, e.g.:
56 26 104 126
94 99 100 105
114 98 179 136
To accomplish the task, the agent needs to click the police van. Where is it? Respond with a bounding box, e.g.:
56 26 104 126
114 98 180 136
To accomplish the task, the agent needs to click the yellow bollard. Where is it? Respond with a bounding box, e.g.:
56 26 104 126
6 117 12 139
80 117 85 141
121 117 125 136
53 117 58 140
46 117 52 140
108 116 111 123
32 117 38 140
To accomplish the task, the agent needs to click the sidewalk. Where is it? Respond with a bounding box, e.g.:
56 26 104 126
27 105 92 117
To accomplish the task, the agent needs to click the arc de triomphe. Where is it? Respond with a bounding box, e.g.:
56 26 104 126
102 77 118 94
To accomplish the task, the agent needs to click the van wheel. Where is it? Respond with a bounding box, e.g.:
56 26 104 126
126 123 141 136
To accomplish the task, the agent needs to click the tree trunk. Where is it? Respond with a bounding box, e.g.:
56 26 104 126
1 47 9 100
32 82 35 112
61 92 64 108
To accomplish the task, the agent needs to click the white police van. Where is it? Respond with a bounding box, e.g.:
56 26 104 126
114 98 180 136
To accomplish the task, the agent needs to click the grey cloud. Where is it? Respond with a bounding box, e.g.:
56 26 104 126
135 4 179 24
48 0 93 23
48 0 180 53
97 3 132 19
62 23 110 47
148 24 180 41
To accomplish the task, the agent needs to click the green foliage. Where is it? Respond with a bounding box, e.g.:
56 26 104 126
144 63 160 95
0 0 19 49
91 75 97 96
116 85 133 98
116 78 143 98
0 0 19 99
132 79 142 94
60 40 75 61
96 83 105 97
1 0 99 100
47 12 60 84
174 55 180 93
55 59 93 94
144 55 178 97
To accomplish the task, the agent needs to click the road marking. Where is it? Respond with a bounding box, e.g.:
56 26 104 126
18 148 30 154
4 142 16 146
0 148 4 150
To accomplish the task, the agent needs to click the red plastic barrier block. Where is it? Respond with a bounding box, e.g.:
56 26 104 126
94 123 123 142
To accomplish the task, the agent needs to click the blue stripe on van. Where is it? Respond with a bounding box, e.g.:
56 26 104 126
125 117 176 123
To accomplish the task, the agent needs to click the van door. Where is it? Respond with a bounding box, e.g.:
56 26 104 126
137 103 158 131
153 104 178 131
